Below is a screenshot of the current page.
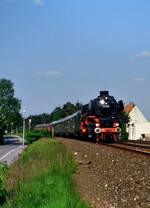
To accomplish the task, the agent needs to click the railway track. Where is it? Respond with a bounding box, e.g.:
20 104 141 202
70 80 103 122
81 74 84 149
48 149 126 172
104 142 150 156
121 140 150 145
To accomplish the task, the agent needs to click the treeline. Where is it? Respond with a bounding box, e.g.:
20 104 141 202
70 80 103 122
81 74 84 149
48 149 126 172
28 102 83 128
0 78 82 142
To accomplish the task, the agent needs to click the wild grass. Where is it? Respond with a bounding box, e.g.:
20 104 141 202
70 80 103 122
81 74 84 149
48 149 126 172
2 138 91 208
0 162 7 205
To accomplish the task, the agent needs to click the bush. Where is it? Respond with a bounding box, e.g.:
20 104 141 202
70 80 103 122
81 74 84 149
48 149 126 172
121 112 130 140
0 163 8 205
25 129 51 145
121 123 129 140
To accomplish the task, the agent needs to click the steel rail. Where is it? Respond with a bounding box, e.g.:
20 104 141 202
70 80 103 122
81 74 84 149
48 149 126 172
68 137 150 156
104 143 150 156
121 140 150 145
119 142 150 149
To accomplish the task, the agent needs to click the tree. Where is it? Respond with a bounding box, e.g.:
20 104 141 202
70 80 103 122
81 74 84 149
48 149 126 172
50 107 63 122
62 102 83 117
28 113 52 129
62 102 76 117
0 79 22 143
121 111 130 140
75 102 83 111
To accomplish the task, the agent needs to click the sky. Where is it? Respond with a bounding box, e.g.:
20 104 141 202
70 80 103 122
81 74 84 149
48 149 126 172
0 0 150 119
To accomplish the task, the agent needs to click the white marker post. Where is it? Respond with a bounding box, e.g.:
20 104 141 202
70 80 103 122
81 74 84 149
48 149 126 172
29 119 32 131
52 127 54 138
22 107 27 148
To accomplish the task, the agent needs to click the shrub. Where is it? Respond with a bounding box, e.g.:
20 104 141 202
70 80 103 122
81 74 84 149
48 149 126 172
0 163 8 205
121 112 130 140
25 129 51 145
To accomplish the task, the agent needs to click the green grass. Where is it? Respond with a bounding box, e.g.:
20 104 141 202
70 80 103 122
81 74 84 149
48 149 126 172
2 138 91 208
0 162 7 205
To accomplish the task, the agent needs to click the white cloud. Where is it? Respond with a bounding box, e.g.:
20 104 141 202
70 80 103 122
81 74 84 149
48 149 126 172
33 0 43 5
129 50 150 58
36 71 61 76
133 78 145 82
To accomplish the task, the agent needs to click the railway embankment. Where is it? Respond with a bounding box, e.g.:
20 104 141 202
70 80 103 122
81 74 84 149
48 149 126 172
57 137 150 208
1 138 91 208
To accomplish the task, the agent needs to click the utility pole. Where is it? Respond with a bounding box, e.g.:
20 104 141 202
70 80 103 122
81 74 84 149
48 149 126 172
23 107 27 148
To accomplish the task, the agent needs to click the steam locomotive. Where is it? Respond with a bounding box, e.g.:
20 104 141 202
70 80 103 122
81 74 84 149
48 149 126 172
35 91 124 142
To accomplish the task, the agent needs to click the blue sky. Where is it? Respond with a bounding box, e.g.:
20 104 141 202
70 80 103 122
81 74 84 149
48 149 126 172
0 0 150 119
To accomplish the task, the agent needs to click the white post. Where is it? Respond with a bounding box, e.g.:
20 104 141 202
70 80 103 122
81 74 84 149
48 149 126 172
29 119 32 131
52 127 54 138
23 107 27 148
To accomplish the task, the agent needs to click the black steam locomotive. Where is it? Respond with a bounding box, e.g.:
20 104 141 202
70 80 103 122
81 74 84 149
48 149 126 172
80 91 124 142
35 91 124 142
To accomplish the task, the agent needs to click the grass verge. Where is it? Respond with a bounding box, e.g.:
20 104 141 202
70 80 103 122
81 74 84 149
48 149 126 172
2 138 91 208
0 162 7 205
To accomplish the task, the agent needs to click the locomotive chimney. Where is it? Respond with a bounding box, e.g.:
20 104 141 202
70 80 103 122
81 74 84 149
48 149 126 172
100 91 109 97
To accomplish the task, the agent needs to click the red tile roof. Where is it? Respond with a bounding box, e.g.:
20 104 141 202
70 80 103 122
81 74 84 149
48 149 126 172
124 103 135 114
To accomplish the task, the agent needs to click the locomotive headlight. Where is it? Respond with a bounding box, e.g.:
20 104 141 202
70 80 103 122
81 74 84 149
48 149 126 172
96 123 99 127
116 127 121 133
95 128 101 134
116 123 119 127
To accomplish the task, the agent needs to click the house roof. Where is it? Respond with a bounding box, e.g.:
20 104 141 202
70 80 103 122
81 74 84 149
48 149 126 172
124 103 135 114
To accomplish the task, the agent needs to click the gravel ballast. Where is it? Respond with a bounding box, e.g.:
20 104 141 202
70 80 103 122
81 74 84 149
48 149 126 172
57 137 150 208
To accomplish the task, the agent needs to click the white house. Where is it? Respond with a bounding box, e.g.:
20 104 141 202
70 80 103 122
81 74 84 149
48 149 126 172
124 103 150 140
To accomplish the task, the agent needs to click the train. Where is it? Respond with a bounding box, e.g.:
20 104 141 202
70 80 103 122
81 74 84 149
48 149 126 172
35 91 124 142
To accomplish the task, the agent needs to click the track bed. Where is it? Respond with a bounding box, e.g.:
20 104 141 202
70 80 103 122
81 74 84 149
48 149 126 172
57 137 150 208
